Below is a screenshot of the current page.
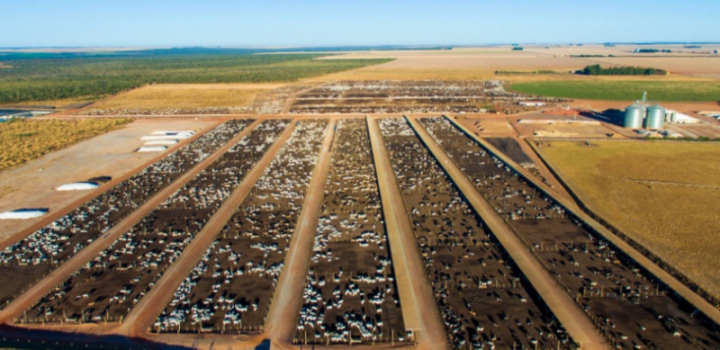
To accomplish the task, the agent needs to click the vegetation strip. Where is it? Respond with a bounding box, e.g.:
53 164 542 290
510 80 720 102
0 50 392 105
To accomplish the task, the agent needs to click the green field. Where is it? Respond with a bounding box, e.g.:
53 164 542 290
510 80 720 101
0 48 392 104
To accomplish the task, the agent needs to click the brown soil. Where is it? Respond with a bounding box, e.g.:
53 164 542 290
149 120 327 335
424 117 720 350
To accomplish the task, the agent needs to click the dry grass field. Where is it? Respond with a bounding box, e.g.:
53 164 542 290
313 46 720 81
93 83 286 110
537 140 720 298
0 118 132 171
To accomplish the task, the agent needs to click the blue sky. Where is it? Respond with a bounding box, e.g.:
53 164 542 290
2 0 719 47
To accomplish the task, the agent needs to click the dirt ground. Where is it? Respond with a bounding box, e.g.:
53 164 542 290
16 120 257 324
421 117 720 349
668 123 720 138
457 117 517 136
0 118 216 242
152 120 326 335
536 141 720 299
292 118 406 346
507 114 619 139
380 117 578 350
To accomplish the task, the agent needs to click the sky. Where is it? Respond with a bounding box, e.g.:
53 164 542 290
2 0 720 48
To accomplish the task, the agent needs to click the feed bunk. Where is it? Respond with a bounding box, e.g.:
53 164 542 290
294 118 406 345
22 120 288 325
379 118 573 350
0 120 251 310
420 116 720 350
153 120 328 334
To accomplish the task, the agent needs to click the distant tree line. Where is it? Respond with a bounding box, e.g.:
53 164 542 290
0 51 392 104
579 64 667 76
512 47 524 51
635 48 672 53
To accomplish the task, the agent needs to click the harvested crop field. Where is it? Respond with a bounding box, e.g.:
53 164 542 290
0 118 132 171
535 141 720 299
94 84 284 109
313 49 588 81
80 84 292 115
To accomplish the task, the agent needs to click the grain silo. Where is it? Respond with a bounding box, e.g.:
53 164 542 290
624 104 645 128
645 105 666 129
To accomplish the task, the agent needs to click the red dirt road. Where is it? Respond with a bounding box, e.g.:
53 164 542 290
408 116 610 350
265 119 336 349
367 116 449 350
116 118 299 337
0 119 262 326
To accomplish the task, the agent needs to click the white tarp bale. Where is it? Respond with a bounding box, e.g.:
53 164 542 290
137 146 168 152
151 130 195 136
0 209 49 220
141 135 191 140
144 140 179 145
56 182 100 191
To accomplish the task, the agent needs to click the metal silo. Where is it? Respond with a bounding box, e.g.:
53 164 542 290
624 105 644 128
645 105 666 129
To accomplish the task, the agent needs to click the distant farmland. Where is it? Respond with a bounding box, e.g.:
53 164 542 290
510 80 720 101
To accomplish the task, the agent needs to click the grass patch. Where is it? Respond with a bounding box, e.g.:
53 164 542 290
0 118 132 171
510 80 720 101
538 141 720 297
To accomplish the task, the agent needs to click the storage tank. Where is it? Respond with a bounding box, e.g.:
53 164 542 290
624 105 644 128
645 105 666 129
